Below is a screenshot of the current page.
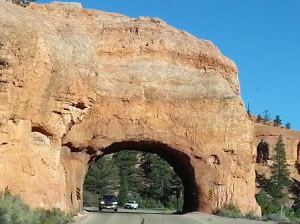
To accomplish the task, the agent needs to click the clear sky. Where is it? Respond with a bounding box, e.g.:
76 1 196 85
37 0 300 130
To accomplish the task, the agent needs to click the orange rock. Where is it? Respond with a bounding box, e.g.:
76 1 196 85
0 1 260 215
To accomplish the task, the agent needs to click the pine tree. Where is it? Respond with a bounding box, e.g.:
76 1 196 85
247 103 251 116
291 180 300 214
285 123 291 129
84 156 119 195
11 0 36 7
83 156 120 206
256 114 262 123
273 115 282 127
263 110 271 124
267 136 291 199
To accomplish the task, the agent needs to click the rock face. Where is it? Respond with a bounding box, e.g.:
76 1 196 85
254 123 300 182
0 1 260 214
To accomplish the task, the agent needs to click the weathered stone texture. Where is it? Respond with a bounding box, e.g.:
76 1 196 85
254 123 300 181
0 0 260 214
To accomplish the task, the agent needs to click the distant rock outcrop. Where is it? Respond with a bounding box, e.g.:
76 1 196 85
254 123 300 182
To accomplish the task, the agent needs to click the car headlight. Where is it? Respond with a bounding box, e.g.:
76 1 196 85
112 202 118 205
100 201 105 205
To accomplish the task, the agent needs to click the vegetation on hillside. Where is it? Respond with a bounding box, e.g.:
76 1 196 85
83 151 183 210
247 105 291 129
0 192 73 224
10 0 36 7
255 136 300 223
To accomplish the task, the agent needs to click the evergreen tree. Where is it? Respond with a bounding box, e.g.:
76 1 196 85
83 150 183 210
263 110 271 124
247 103 251 116
267 136 291 199
11 0 36 7
285 123 291 129
291 179 300 214
84 156 119 195
83 156 119 206
113 151 142 203
256 114 262 123
273 115 282 127
139 153 183 208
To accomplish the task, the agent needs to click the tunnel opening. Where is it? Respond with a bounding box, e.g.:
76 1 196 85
83 141 199 213
256 140 269 165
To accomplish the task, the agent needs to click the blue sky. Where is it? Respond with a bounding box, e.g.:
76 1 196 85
37 0 300 130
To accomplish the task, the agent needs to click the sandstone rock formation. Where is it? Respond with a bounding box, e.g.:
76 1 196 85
0 0 260 214
254 123 300 182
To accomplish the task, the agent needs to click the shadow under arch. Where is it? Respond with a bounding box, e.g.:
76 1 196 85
256 140 269 165
89 140 199 213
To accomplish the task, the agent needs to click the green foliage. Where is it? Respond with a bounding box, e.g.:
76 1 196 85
0 194 72 224
139 152 183 208
37 208 73 224
268 136 291 199
291 179 300 214
113 151 141 204
273 115 282 127
256 190 281 215
264 211 290 223
286 122 291 129
263 110 271 124
84 156 119 196
83 151 183 210
11 0 37 7
256 114 262 123
214 204 242 218
82 191 98 207
255 136 294 220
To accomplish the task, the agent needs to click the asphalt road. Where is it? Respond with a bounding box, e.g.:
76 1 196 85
76 208 277 224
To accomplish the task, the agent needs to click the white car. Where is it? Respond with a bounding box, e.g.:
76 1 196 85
124 201 138 209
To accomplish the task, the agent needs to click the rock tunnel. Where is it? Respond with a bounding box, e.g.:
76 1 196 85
0 1 260 215
82 141 199 212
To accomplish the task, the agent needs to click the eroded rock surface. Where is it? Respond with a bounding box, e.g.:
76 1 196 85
254 124 300 182
0 0 260 214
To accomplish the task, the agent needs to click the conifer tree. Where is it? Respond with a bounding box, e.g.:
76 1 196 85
267 136 291 199
256 114 262 123
291 180 300 214
11 0 36 7
273 115 282 127
263 110 271 124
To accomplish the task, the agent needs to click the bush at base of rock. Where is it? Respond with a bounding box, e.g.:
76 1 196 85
0 194 73 224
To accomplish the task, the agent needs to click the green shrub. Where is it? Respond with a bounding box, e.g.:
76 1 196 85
38 208 72 224
138 197 163 209
214 203 242 218
83 190 99 207
0 194 40 224
244 211 261 220
0 194 73 224
264 212 290 223
256 190 281 215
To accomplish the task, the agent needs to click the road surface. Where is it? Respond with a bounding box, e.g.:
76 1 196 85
76 208 276 224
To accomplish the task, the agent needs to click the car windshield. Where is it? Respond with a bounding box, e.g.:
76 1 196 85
127 201 135 204
103 195 115 200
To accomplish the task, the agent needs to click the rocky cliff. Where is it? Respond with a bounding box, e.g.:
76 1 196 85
0 0 259 214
